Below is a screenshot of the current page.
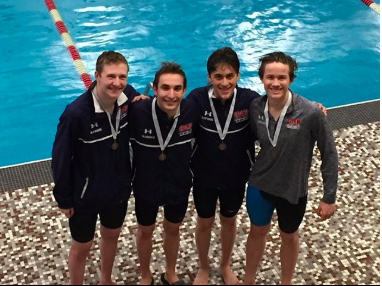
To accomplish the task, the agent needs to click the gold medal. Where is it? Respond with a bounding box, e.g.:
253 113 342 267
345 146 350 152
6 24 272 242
218 142 227 151
111 142 119 150
159 153 167 161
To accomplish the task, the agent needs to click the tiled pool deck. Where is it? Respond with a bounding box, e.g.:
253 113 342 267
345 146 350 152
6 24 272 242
0 100 380 285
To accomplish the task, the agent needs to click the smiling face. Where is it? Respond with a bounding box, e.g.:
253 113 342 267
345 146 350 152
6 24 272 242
261 62 291 101
95 62 128 102
208 64 240 102
153 73 186 118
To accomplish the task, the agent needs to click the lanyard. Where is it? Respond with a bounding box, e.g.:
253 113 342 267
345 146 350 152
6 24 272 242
92 88 121 144
152 98 179 152
208 87 237 141
264 91 292 147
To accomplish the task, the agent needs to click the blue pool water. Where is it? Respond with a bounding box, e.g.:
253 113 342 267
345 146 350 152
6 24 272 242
0 0 380 167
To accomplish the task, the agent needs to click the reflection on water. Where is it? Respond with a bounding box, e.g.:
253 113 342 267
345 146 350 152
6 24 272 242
0 0 379 166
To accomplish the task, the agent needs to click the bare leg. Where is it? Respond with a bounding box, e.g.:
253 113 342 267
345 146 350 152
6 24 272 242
280 230 299 285
243 224 271 285
220 215 239 285
193 216 215 285
68 239 93 285
99 226 122 285
136 224 155 285
163 219 182 284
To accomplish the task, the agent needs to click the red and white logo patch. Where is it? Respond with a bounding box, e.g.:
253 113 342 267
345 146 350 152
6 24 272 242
178 123 193 136
286 118 301 129
233 109 249 123
120 105 129 120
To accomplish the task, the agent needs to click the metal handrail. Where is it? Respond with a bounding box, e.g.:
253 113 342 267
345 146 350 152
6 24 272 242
143 82 153 96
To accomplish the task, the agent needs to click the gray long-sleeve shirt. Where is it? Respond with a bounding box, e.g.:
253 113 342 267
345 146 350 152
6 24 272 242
248 92 338 204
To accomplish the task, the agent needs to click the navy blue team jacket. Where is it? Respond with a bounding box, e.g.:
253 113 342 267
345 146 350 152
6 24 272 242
129 97 199 206
52 82 140 213
187 86 260 190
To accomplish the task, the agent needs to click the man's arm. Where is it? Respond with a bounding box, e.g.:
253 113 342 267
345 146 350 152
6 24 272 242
124 84 150 103
312 108 339 221
51 107 77 212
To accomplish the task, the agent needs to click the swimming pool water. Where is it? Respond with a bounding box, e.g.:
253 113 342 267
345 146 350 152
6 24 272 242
0 0 379 167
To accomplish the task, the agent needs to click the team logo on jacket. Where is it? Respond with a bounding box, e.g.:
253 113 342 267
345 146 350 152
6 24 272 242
233 109 249 123
257 114 265 125
120 105 129 120
286 118 301 130
202 111 213 122
142 129 155 139
90 122 102 134
178 123 193 136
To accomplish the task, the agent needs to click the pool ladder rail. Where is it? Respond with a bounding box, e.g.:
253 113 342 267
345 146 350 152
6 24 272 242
143 82 154 96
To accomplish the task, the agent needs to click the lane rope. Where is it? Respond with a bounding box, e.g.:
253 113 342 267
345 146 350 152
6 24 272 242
44 0 93 89
360 0 380 15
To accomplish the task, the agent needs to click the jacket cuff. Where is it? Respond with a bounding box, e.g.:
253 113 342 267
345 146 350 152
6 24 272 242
321 194 336 204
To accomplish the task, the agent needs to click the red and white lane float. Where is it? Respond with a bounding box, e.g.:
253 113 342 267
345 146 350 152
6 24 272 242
360 0 380 15
45 0 93 89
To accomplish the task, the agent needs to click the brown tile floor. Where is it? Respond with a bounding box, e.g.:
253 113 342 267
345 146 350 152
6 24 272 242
0 122 379 285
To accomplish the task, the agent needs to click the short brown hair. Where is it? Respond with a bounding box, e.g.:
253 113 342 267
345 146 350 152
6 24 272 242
153 62 187 89
258 52 298 82
96 51 129 74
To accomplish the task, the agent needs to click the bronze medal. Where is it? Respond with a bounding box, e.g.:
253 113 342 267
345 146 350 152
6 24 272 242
111 142 119 150
272 148 276 158
159 153 167 161
218 142 227 151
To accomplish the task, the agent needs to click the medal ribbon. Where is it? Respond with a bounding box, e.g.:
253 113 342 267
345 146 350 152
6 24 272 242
208 87 237 141
264 91 292 147
92 88 121 143
152 98 179 152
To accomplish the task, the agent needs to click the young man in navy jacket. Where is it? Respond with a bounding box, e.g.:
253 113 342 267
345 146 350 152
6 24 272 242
129 62 198 285
187 47 260 285
52 51 143 285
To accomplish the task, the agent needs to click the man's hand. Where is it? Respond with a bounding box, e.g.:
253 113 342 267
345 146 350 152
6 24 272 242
312 101 327 116
132 95 150 102
60 207 74 218
313 201 337 221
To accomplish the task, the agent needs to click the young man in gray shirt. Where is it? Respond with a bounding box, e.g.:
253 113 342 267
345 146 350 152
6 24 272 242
243 51 338 285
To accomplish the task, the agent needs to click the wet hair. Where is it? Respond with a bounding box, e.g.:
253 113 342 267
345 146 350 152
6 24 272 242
95 51 129 74
152 62 187 89
258 51 298 82
207 47 240 75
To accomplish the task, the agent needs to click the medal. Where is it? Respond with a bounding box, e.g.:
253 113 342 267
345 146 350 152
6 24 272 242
208 88 237 149
111 142 119 150
92 88 122 152
152 98 179 162
218 142 227 151
264 91 292 155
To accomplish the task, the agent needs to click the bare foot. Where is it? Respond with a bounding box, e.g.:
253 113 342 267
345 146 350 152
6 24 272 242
99 280 117 285
193 268 210 285
139 276 153 285
242 278 256 285
163 272 181 284
220 266 239 285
